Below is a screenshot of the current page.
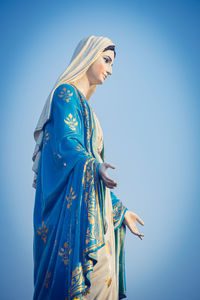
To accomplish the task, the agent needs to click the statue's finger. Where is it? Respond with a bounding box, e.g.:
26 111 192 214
103 177 117 186
103 175 117 185
106 163 116 169
137 216 144 226
105 182 117 189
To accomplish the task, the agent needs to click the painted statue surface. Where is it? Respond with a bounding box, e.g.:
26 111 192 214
32 35 144 300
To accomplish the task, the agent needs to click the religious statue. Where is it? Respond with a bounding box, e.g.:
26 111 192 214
32 35 144 300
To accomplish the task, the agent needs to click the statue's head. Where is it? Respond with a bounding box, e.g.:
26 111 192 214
86 45 116 85
57 35 116 99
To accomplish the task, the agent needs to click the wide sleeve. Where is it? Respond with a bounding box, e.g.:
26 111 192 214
50 83 101 174
110 191 128 230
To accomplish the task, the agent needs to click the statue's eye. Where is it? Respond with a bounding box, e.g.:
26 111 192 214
104 57 110 63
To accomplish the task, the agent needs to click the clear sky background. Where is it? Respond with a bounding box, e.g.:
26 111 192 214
1 0 200 299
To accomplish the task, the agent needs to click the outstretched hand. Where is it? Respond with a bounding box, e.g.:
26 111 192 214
124 210 144 240
99 162 117 189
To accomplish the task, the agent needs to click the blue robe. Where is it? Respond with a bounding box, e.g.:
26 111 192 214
33 83 127 299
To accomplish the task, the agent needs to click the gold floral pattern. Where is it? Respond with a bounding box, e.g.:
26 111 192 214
78 95 93 155
42 129 50 148
112 202 127 229
75 144 83 151
44 271 51 288
82 159 104 253
66 186 76 209
64 113 78 131
83 162 96 225
58 86 73 102
58 241 72 266
70 265 87 297
37 221 49 243
106 277 112 287
82 252 93 274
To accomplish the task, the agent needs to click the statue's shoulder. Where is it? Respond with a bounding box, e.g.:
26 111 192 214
53 83 80 106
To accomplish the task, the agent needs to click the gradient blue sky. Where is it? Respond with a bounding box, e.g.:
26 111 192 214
1 0 200 299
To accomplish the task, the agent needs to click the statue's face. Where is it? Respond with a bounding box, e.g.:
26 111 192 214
86 50 114 85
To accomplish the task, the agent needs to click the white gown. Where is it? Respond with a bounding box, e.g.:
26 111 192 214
81 109 118 300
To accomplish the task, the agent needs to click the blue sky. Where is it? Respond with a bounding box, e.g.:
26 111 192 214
1 0 200 299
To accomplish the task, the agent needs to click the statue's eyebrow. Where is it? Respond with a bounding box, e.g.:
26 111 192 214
104 55 113 67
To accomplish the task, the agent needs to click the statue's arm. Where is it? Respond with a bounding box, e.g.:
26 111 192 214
50 83 101 171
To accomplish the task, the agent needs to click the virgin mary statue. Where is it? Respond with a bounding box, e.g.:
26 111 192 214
32 35 144 300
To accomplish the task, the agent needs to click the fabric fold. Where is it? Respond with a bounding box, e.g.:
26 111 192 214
33 84 107 300
110 191 128 230
33 83 127 300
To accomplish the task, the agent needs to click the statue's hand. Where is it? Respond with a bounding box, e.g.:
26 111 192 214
99 162 117 189
124 210 144 240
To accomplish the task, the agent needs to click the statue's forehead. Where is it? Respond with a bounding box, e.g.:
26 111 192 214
101 50 114 60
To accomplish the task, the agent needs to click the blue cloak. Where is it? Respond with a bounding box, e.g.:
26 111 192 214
33 83 127 299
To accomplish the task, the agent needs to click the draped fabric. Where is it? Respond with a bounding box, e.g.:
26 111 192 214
33 83 127 299
32 35 115 189
81 104 127 300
